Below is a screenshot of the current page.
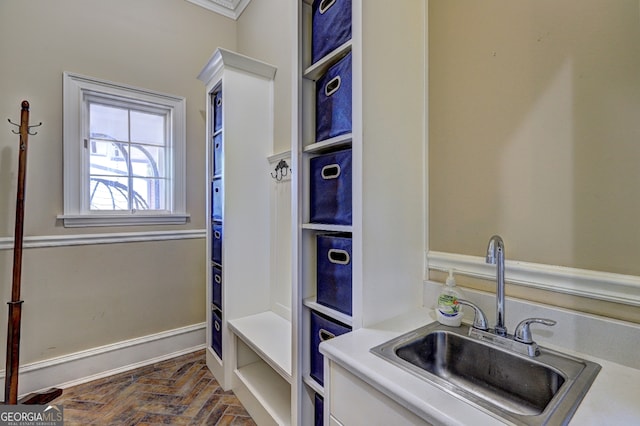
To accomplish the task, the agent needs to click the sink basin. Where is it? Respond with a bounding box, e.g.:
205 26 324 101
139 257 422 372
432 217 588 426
371 322 601 425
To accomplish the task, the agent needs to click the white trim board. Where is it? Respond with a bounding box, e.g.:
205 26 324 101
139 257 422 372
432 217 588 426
427 251 640 308
0 323 206 401
0 229 205 250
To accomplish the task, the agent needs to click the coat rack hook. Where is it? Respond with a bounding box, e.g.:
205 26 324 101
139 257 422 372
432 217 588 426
8 118 20 134
271 159 290 181
8 118 42 135
27 122 42 135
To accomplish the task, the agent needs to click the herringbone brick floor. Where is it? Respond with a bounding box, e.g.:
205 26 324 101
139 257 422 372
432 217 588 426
52 349 256 425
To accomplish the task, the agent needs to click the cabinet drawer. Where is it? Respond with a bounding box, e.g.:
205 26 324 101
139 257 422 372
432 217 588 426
317 233 352 315
316 51 352 142
213 89 223 132
310 310 351 386
213 133 222 176
211 178 223 221
311 0 352 64
314 393 324 426
310 148 352 225
212 266 222 310
211 222 223 265
211 308 222 359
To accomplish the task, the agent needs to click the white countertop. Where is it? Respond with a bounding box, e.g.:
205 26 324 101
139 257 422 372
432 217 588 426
320 307 640 425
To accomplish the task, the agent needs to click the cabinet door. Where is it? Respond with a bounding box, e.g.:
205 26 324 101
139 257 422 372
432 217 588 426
330 362 431 426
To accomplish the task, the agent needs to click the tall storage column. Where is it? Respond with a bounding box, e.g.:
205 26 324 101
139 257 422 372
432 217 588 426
294 0 427 424
198 48 278 392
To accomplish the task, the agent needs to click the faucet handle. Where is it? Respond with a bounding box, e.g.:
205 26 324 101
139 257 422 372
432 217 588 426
514 318 556 344
457 299 489 331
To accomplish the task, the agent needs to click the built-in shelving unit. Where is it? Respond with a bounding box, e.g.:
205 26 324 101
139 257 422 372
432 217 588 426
294 0 426 424
197 2 425 423
199 48 294 425
295 1 358 423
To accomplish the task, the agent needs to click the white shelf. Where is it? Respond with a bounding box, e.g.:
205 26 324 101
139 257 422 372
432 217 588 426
302 223 352 233
303 374 324 396
304 297 353 327
303 40 353 81
228 311 292 382
303 133 353 154
235 360 292 426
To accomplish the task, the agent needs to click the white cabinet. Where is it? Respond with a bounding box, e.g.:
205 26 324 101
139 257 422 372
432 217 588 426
198 49 294 425
329 361 431 426
294 0 426 424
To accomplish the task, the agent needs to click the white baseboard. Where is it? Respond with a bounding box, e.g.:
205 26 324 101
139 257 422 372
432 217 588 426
0 322 206 401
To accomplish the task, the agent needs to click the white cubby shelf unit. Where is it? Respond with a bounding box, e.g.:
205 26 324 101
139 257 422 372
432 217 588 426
199 48 295 425
294 0 426 424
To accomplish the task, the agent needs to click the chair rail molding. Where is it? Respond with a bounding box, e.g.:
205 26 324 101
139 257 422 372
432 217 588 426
0 229 205 250
427 250 640 308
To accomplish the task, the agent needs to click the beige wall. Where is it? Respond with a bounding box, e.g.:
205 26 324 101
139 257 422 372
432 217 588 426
237 0 294 155
429 1 640 277
0 0 236 363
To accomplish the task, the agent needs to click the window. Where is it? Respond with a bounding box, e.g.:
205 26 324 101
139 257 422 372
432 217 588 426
61 72 188 227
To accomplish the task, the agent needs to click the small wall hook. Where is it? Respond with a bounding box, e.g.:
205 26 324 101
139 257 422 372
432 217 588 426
271 159 290 181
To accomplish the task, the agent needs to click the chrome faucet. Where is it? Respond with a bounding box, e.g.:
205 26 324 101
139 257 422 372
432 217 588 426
457 235 557 357
486 235 507 336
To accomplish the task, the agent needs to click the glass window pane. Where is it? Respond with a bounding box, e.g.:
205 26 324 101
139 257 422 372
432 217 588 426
89 140 130 176
130 145 165 178
131 110 165 145
89 176 131 211
131 178 166 210
90 103 128 141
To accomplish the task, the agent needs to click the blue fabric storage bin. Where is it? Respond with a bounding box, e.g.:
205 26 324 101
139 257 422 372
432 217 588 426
211 222 222 265
211 308 222 358
211 178 222 221
212 266 222 310
317 233 352 315
311 0 352 64
316 52 352 142
310 148 352 225
314 393 324 426
213 133 222 176
213 89 223 132
310 310 351 386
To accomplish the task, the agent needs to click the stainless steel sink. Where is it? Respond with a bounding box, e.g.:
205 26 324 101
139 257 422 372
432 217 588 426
371 322 601 425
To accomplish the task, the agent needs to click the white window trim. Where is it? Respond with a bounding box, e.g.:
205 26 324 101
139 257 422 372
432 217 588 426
60 72 189 227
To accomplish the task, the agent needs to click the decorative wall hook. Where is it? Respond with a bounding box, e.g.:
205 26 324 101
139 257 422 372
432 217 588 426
271 159 290 181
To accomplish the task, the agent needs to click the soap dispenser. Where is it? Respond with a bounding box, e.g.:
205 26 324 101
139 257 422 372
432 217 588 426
436 269 463 327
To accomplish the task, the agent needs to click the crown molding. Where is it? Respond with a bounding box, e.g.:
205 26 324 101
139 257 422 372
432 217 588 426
185 0 251 20
198 47 277 85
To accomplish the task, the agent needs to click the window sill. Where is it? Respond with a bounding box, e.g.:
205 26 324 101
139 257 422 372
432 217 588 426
57 213 190 228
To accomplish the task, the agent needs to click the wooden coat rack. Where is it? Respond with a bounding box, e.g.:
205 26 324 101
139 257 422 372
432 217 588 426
6 101 60 405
